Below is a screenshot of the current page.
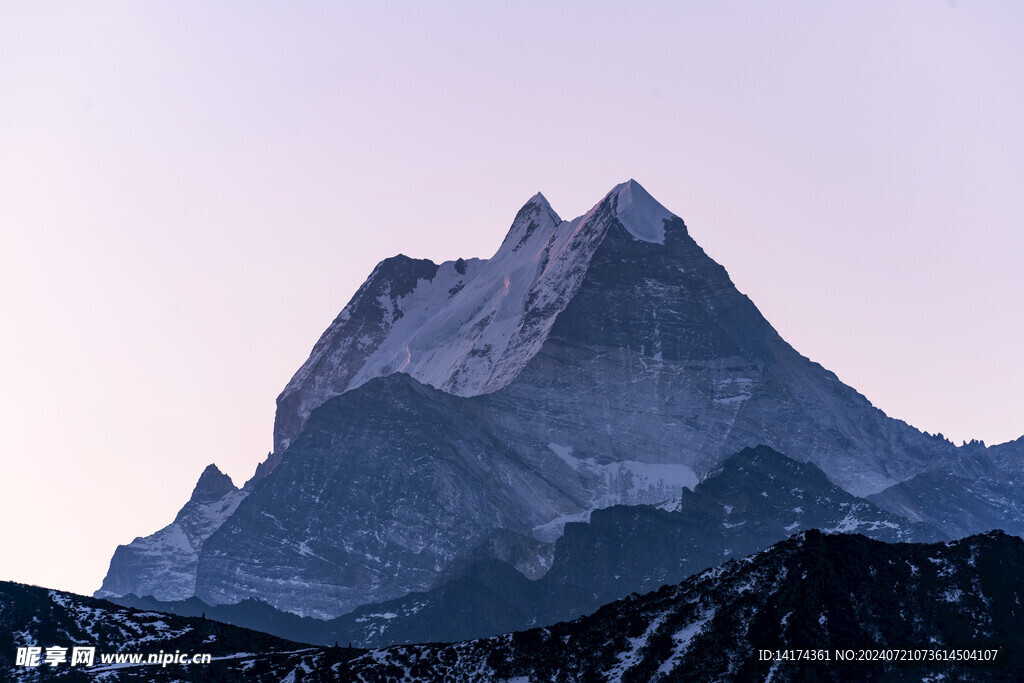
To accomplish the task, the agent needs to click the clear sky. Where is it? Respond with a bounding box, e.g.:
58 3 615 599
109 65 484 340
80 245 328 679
1 1 1021 596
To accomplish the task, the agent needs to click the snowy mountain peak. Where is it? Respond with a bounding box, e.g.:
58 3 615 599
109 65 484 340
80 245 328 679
190 464 238 503
603 178 675 244
527 191 555 212
499 191 562 252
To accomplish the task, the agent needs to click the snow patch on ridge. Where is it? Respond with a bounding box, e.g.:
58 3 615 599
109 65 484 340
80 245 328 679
534 443 699 540
548 443 699 502
532 509 594 543
657 607 716 674
605 614 668 682
608 179 675 244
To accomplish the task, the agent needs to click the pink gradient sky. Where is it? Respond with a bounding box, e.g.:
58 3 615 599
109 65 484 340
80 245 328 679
1 2 1021 596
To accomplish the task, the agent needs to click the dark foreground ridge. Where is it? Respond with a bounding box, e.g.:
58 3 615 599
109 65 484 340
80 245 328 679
6 530 1024 681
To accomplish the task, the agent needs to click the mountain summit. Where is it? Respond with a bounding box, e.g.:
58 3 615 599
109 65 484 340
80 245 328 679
99 181 1019 619
191 464 238 501
271 183 634 453
273 179 684 454
605 179 675 243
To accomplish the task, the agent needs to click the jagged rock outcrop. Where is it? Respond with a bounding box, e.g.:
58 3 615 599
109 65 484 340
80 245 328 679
96 464 246 601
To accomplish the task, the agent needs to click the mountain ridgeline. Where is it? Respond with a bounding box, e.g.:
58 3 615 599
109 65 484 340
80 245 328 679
110 446 944 648
12 531 1024 681
98 180 1024 624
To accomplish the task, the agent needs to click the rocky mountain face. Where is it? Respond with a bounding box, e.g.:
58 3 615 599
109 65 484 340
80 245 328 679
95 465 246 602
273 179 955 497
325 446 945 647
869 445 1024 540
272 191 575 455
110 446 944 648
98 180 1022 620
16 531 1024 681
198 374 585 619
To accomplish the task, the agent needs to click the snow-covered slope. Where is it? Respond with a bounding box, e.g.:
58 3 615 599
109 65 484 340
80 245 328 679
274 181 672 452
96 465 246 601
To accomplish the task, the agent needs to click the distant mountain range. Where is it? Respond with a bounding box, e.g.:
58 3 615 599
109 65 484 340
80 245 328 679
8 531 1023 681
95 180 1023 634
